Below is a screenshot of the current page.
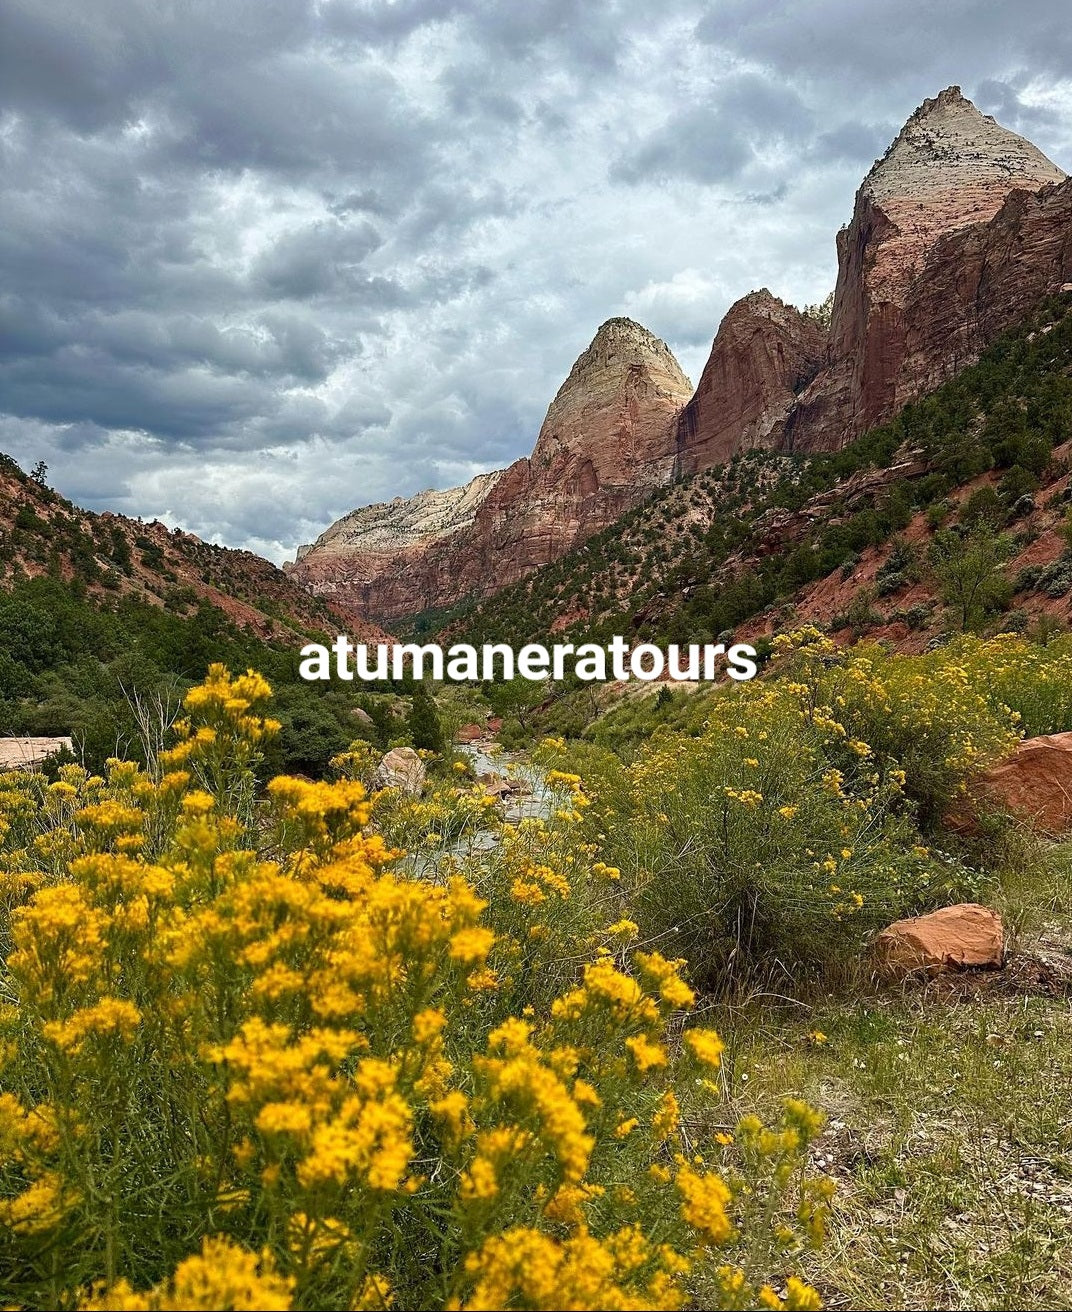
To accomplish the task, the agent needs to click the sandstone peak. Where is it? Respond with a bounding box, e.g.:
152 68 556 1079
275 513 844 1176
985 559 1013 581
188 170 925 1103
533 316 693 475
287 85 1072 626
287 315 692 619
785 86 1072 445
565 316 689 385
595 315 654 335
864 84 1065 209
676 288 826 472
724 288 799 321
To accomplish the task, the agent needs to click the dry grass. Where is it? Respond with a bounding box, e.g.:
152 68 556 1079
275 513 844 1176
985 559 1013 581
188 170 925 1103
700 840 1072 1310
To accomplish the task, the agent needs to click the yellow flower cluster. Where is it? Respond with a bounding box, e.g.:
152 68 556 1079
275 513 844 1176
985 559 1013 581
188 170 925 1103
80 1236 294 1310
0 666 825 1312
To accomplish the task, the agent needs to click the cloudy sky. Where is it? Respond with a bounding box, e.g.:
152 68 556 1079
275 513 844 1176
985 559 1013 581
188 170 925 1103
2 1 1071 562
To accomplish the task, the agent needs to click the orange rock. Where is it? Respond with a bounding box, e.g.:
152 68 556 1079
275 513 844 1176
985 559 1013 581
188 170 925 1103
454 723 484 744
973 732 1072 834
675 289 826 474
874 904 1005 978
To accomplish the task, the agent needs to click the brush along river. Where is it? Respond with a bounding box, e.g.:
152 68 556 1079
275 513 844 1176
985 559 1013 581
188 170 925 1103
400 739 556 875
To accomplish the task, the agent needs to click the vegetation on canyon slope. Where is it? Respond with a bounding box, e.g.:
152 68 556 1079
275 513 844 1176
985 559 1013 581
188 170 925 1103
0 453 417 780
430 292 1072 669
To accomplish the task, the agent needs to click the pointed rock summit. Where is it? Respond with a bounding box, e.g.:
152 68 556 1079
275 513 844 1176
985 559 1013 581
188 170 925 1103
531 316 693 487
290 85 1072 625
864 85 1064 211
288 319 691 621
676 290 826 473
833 87 1065 381
817 86 1067 438
682 85 1070 462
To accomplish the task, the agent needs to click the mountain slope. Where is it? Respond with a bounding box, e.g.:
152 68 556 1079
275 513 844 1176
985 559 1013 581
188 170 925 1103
0 453 401 776
0 454 385 642
287 317 693 622
286 87 1071 630
437 292 1072 659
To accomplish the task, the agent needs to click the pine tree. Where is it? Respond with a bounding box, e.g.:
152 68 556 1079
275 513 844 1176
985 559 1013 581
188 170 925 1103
406 685 443 752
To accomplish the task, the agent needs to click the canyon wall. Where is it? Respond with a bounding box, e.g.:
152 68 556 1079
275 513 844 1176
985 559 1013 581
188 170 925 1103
287 318 692 620
290 87 1072 624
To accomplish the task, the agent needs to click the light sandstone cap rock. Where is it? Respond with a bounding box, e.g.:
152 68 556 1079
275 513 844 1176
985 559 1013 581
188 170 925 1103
532 316 693 469
863 84 1065 209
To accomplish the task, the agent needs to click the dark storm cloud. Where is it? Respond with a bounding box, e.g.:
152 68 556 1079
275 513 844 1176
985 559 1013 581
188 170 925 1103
697 0 1024 88
0 1 316 134
252 220 387 300
613 73 813 185
1 0 1070 561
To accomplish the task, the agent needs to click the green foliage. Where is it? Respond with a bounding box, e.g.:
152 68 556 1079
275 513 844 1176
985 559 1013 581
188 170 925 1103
0 576 369 778
544 630 1072 990
406 683 444 752
485 675 549 739
928 524 1015 631
552 652 982 991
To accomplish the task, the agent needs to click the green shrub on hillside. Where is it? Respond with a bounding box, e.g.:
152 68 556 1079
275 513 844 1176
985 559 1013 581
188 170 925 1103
564 673 966 991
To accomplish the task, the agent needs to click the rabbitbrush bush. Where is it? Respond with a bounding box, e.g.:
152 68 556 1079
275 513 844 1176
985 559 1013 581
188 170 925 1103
0 666 826 1311
556 628 1072 989
552 628 1032 987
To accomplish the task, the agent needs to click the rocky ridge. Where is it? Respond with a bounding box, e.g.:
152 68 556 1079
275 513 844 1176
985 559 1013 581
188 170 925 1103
0 454 384 642
289 87 1072 625
288 318 692 622
291 470 504 564
784 86 1068 450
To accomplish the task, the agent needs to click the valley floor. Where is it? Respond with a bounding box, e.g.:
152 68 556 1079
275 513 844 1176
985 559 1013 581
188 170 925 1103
712 846 1072 1311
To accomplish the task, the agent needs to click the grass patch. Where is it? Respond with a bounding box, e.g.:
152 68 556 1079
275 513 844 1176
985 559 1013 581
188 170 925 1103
701 842 1072 1310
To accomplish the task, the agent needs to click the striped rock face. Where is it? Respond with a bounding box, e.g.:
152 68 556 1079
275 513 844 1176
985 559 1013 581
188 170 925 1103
286 318 692 624
680 87 1069 467
786 86 1068 452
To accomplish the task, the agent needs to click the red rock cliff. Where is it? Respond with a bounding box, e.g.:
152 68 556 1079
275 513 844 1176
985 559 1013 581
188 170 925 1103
677 87 1069 463
290 87 1072 625
287 318 692 622
675 290 826 474
783 86 1067 452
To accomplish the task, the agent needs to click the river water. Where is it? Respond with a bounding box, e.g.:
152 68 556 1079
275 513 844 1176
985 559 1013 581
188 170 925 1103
458 740 553 827
400 741 554 876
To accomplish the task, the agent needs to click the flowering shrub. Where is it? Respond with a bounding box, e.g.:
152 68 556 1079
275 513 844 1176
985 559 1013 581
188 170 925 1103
0 666 824 1311
552 627 1072 986
596 688 958 988
942 631 1072 738
772 629 1018 829
547 630 1016 986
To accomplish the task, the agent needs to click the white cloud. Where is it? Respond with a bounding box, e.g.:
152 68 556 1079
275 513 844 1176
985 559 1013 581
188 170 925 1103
1 0 1069 562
